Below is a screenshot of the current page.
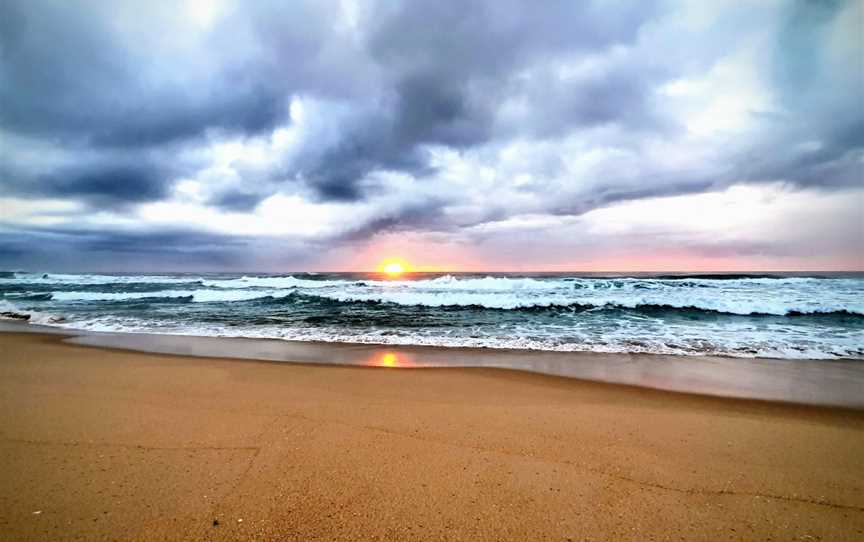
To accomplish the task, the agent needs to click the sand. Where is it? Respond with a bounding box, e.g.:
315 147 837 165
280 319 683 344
0 332 862 541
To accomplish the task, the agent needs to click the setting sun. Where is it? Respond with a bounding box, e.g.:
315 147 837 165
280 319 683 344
384 262 404 275
378 258 410 276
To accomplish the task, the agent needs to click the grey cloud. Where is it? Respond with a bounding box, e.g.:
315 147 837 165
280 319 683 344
0 1 290 147
0 225 317 272
2 0 665 211
38 163 172 205
209 191 265 213
366 0 662 77
282 0 665 204
0 0 861 270
0 227 239 271
0 138 186 208
741 0 864 188
334 196 452 242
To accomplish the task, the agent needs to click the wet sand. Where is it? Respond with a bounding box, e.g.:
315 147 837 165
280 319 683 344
0 331 863 540
4 321 863 409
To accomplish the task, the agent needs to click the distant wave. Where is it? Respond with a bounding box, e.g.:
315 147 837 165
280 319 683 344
200 274 829 291
255 274 862 291
651 273 817 280
0 273 202 286
1 272 853 291
389 275 563 290
202 276 348 289
21 285 864 316
264 291 863 317
49 290 286 303
0 292 54 301
200 274 567 291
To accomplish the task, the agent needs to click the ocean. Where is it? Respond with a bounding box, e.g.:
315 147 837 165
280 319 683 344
1 271 862 360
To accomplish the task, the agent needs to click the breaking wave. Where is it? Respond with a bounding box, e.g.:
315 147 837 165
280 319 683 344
302 295 864 317
0 300 65 325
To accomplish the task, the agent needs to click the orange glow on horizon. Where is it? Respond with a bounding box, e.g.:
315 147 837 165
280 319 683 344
327 231 864 273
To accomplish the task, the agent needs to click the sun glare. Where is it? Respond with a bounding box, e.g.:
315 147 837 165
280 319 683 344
379 258 410 277
384 262 404 275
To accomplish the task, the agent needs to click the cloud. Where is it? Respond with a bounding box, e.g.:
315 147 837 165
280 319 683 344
0 1 292 147
0 223 319 272
0 132 186 208
286 0 665 202
731 0 864 189
0 0 861 270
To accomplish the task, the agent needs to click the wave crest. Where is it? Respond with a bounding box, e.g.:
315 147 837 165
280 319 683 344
292 290 864 316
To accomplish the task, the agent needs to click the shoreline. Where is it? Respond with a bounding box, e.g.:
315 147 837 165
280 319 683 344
2 320 863 409
0 331 862 540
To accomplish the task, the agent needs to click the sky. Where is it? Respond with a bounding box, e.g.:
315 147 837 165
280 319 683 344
0 0 862 272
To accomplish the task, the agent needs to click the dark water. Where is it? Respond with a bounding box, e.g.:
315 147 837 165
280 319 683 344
1 271 862 359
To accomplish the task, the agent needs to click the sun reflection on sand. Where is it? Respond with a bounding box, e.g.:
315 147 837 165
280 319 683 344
368 351 412 367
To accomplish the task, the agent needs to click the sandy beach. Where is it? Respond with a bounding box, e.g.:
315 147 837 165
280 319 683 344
1 331 863 541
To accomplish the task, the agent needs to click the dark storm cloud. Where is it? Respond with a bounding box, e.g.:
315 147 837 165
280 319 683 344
287 0 665 203
0 0 374 208
0 1 290 147
334 196 452 242
366 0 661 74
498 59 674 139
0 0 292 211
292 110 432 203
0 225 316 271
286 72 490 204
0 227 234 270
370 0 667 133
0 141 184 208
37 163 171 205
0 0 668 209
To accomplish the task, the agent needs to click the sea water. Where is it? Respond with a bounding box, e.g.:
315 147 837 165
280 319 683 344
1 271 862 359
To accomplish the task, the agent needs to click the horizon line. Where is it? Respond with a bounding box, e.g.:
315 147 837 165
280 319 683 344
5 269 864 275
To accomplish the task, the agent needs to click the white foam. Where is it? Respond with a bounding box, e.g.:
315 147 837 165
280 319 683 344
49 317 864 360
196 274 864 316
0 300 64 325
49 289 290 303
23 273 864 314
203 274 568 291
6 273 863 316
383 275 564 290
202 276 346 289
301 288 864 316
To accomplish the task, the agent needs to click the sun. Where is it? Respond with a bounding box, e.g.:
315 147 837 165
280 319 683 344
383 262 404 275
378 258 410 277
